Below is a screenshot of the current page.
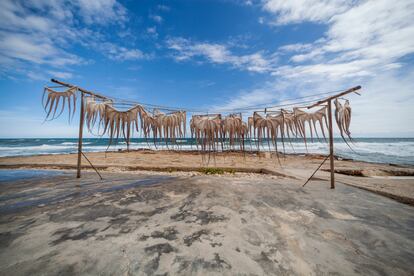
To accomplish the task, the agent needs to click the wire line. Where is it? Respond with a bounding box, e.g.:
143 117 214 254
83 87 351 114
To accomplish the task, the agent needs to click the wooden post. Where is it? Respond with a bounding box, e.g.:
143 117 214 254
77 93 85 178
307 86 362 189
51 79 108 100
327 100 335 189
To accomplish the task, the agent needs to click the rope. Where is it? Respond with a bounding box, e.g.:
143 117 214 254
225 89 344 110
106 90 345 114
110 97 329 114
63 81 353 114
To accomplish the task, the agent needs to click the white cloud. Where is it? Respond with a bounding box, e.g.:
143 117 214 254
94 42 145 61
263 0 353 25
209 68 414 137
25 70 73 81
168 0 414 81
25 0 127 25
272 0 414 80
273 59 378 79
278 43 313 52
0 0 144 79
166 37 277 73
47 70 73 79
147 27 157 34
208 77 326 113
146 26 158 39
211 0 414 136
0 31 83 67
210 83 284 111
26 71 47 81
348 71 414 137
157 5 170 11
149 14 163 23
74 0 127 24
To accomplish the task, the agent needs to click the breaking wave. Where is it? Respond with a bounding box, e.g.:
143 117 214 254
0 138 413 165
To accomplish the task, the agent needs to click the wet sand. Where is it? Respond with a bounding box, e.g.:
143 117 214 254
1 150 413 204
0 170 413 275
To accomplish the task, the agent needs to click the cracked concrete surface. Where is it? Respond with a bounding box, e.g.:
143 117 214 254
0 170 413 275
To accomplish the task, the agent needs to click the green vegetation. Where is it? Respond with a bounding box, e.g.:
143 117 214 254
199 168 235 175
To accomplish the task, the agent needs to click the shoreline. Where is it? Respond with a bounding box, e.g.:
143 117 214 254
1 150 413 206
1 137 414 167
1 148 412 168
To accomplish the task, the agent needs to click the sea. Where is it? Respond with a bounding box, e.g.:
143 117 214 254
0 138 413 166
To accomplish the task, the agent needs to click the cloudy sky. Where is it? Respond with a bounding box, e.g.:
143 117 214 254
0 0 413 137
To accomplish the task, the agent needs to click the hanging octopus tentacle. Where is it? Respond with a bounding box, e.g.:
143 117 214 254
150 109 187 149
293 107 310 151
253 112 281 165
343 100 353 141
223 113 244 151
281 109 296 152
267 112 286 155
191 114 222 160
101 104 142 152
334 99 355 151
42 87 77 122
309 106 328 142
84 97 113 136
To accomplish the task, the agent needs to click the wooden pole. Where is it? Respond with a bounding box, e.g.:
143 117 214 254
50 79 108 100
77 93 85 178
327 100 335 189
308 86 361 108
306 85 362 189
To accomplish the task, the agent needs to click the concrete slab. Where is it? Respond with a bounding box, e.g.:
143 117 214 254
0 171 413 275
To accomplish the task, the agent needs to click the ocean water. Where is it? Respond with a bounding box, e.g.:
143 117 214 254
0 138 413 166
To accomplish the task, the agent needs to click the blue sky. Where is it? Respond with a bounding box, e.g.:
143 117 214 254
0 0 413 137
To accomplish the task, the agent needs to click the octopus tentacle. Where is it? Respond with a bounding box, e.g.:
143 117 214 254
42 87 77 121
334 99 355 151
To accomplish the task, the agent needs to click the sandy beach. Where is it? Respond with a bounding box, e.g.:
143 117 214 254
0 151 413 275
1 150 413 204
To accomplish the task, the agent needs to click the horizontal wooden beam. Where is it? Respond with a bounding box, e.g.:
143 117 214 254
50 79 109 100
308 86 361 109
